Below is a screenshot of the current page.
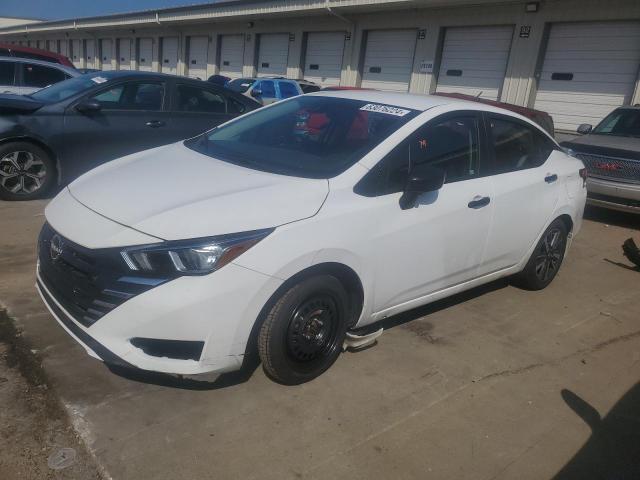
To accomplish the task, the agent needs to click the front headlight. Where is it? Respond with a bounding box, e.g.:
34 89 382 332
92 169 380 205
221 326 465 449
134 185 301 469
120 228 273 276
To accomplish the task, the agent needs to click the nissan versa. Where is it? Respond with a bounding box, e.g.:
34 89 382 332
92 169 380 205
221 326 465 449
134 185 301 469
36 91 587 385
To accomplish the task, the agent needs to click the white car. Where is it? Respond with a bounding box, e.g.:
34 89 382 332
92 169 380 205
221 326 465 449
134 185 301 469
36 91 587 384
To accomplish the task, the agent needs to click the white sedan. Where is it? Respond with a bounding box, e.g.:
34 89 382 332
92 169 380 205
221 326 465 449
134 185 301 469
36 91 587 384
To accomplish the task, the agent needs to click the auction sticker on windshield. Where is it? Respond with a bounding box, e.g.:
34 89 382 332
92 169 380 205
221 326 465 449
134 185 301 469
360 103 411 116
90 76 108 84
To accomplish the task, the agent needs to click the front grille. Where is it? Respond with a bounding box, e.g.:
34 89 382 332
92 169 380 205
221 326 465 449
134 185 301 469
575 152 640 184
38 223 163 327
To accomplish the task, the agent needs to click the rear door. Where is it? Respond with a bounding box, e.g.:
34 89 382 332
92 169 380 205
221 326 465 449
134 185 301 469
58 80 171 180
479 113 561 274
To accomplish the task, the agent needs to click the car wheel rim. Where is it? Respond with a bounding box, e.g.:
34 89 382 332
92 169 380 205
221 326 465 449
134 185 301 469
0 151 47 195
534 228 564 282
286 295 339 363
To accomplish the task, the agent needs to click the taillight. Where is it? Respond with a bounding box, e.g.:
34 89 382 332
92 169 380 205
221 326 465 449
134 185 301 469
579 168 588 187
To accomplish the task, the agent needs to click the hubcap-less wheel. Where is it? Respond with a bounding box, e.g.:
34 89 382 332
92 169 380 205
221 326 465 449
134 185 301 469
534 227 564 282
286 295 339 363
0 151 47 196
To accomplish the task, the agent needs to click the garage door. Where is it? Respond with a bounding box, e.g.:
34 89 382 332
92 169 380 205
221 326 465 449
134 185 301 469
361 30 417 92
85 40 96 69
534 21 640 132
188 36 209 79
118 39 132 70
219 34 244 78
71 40 82 68
47 40 57 53
161 37 179 74
138 38 153 71
435 26 513 101
303 32 345 87
257 33 289 77
59 40 68 58
100 39 113 70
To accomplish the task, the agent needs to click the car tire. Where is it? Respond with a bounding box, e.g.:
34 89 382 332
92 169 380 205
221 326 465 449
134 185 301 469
514 218 568 291
258 275 349 385
0 142 55 201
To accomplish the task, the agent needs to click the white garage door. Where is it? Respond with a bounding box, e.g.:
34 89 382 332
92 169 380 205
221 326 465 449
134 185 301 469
47 40 57 53
71 40 82 68
100 39 113 70
303 32 345 87
534 21 640 132
59 40 68 57
361 30 417 92
435 25 514 101
118 39 132 70
219 34 245 78
85 40 96 69
161 37 179 74
138 38 153 71
188 36 209 79
257 33 289 77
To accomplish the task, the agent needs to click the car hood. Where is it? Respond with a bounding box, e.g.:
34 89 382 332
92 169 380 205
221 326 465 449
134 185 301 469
68 142 329 241
0 93 45 114
561 134 640 161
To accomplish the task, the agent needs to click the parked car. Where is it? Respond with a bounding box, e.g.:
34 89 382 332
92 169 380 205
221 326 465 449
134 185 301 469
0 56 79 95
434 92 555 136
295 79 321 94
226 77 302 105
207 74 230 87
0 71 260 200
560 107 640 214
0 43 75 68
36 91 587 384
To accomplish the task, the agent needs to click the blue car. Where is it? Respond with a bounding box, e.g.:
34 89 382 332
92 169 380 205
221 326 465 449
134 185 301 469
226 77 303 105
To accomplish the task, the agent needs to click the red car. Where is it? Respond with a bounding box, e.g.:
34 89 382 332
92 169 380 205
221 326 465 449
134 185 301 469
0 43 74 68
433 92 554 136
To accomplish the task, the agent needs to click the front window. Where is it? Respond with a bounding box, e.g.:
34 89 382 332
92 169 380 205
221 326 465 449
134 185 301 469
185 96 419 179
90 82 163 111
593 109 640 138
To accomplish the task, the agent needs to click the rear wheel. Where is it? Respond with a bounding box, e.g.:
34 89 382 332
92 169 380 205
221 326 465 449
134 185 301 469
258 275 349 385
0 142 55 201
514 218 568 290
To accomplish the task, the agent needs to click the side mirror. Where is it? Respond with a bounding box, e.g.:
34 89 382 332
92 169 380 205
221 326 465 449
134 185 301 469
76 99 102 114
399 164 446 210
250 88 262 98
577 123 592 135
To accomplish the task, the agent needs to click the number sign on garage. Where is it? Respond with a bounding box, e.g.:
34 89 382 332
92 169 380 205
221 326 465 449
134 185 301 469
534 21 640 132
435 25 514 101
361 30 417 92
303 32 346 87
257 33 289 77
161 37 179 74
219 34 245 79
188 36 209 79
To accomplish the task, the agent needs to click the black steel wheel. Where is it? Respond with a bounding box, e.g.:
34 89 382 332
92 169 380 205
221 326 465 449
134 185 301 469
259 275 349 385
514 218 568 290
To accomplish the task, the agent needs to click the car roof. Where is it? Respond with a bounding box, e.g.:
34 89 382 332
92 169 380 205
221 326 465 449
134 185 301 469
0 55 78 75
310 89 477 111
77 70 222 84
0 43 70 62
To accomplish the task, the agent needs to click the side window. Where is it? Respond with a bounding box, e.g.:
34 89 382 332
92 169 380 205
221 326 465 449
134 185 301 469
0 48 10 56
279 81 299 99
489 118 554 174
0 61 16 86
258 80 276 98
22 64 66 88
175 84 227 113
410 116 480 183
91 82 163 111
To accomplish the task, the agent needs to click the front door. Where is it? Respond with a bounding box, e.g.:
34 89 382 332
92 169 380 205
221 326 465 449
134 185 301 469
367 112 494 316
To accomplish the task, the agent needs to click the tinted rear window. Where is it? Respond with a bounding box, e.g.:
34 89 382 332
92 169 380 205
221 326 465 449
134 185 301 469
0 60 16 86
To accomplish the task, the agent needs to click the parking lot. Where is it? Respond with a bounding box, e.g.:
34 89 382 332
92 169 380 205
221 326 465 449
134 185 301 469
0 198 638 479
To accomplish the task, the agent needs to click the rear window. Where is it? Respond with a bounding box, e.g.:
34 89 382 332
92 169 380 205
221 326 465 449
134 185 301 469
226 78 255 93
0 60 16 86
22 63 68 88
279 81 299 99
186 96 419 179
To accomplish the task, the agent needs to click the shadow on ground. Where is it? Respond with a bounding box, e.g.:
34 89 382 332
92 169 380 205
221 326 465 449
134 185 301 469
554 383 640 479
584 205 640 230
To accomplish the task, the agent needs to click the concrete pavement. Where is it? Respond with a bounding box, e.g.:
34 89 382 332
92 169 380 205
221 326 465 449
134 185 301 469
0 199 639 479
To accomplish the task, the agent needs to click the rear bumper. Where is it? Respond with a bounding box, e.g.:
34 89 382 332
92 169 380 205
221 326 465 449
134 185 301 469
587 177 640 214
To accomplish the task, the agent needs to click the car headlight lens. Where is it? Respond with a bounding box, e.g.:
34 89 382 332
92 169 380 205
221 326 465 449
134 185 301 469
120 228 273 276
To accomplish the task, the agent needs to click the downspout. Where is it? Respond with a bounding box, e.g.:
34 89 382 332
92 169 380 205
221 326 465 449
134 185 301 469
325 0 357 86
325 0 353 25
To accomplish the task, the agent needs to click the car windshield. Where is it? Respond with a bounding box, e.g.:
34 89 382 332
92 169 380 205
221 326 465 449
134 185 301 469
29 75 107 103
225 78 256 93
593 109 640 138
185 96 419 179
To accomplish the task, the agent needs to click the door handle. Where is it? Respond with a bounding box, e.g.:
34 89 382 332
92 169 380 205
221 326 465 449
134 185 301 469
468 196 491 209
545 174 558 183
145 120 165 128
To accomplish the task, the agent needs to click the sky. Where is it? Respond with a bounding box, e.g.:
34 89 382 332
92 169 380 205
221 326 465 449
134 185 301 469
1 0 216 21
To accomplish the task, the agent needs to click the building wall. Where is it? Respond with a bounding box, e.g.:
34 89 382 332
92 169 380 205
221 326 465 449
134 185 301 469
1 0 639 129
0 17 41 29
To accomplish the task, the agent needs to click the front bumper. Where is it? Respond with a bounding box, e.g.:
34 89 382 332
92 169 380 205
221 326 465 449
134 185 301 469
587 177 640 214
